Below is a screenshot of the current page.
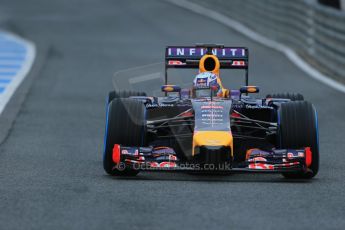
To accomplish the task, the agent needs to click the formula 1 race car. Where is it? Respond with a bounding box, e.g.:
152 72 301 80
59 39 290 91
103 44 319 179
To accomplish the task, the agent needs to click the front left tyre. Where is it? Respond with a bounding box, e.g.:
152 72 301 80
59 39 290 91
278 101 319 179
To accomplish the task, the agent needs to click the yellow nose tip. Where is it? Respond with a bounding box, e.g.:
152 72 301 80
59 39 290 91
192 131 233 156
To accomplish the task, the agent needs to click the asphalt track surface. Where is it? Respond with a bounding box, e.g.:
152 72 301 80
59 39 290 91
0 0 344 229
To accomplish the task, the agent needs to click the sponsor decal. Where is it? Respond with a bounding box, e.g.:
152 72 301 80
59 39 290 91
248 157 267 162
232 60 246 66
196 78 208 87
201 118 223 122
146 103 174 108
201 105 224 109
202 114 223 117
248 163 274 170
245 105 273 109
167 47 246 58
196 78 207 84
121 148 138 156
202 109 223 113
168 60 185 65
150 162 159 168
232 104 244 109
149 162 177 168
168 155 177 161
287 151 304 159
159 162 177 168
287 152 294 159
193 100 231 131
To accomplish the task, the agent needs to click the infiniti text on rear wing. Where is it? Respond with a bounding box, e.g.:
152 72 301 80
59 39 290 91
165 46 248 69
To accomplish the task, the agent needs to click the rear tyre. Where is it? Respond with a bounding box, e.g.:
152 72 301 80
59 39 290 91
107 90 146 104
267 93 304 101
278 101 319 179
103 98 147 176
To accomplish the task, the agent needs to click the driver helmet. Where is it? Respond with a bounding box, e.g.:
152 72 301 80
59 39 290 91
193 72 223 97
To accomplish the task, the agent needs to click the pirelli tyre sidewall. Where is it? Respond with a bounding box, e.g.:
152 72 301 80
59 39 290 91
103 98 147 176
278 101 319 178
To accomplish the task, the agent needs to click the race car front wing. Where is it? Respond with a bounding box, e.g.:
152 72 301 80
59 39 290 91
112 144 313 174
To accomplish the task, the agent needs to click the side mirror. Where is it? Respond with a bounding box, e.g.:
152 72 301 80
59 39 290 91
161 85 181 93
240 86 259 94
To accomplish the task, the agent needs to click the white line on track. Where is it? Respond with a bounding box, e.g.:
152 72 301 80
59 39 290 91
0 31 36 114
166 0 345 94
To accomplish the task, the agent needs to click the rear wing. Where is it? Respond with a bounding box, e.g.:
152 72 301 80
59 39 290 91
165 45 248 69
164 44 249 85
